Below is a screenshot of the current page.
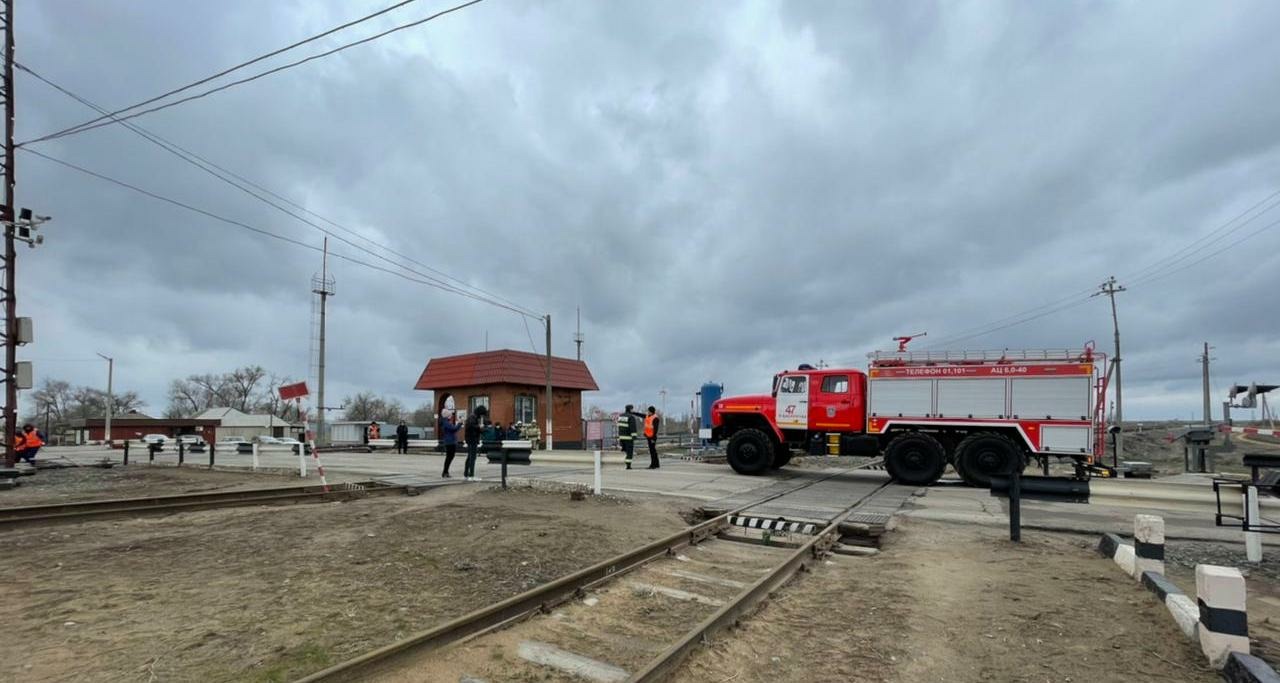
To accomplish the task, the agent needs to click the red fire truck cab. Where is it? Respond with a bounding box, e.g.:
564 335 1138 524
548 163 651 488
710 347 1110 487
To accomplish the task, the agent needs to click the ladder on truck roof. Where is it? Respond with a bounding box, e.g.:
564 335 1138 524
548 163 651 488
867 347 1097 366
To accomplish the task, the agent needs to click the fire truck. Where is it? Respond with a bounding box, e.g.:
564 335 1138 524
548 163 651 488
709 345 1111 486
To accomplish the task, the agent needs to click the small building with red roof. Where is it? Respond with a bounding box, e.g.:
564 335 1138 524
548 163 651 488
414 349 599 449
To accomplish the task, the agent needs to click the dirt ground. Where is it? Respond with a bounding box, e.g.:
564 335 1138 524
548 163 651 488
0 464 306 507
674 519 1216 683
0 484 697 682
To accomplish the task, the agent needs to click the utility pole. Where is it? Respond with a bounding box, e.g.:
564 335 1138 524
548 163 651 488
97 353 112 443
659 388 667 436
2 0 16 468
312 238 334 446
1096 276 1126 465
544 314 553 451
574 306 583 361
1199 342 1213 424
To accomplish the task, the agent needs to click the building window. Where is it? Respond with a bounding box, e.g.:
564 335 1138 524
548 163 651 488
515 395 536 424
468 395 490 414
821 375 849 394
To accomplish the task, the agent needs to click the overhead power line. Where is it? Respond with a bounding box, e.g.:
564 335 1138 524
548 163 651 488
21 0 423 144
17 62 540 319
22 148 539 318
924 189 1280 348
20 0 485 146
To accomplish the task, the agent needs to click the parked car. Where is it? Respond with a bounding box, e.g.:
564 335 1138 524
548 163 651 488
216 436 252 453
178 434 206 446
277 437 311 454
255 435 283 445
140 434 169 445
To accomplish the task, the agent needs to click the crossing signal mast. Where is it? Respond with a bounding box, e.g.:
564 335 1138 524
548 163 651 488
1 2 50 467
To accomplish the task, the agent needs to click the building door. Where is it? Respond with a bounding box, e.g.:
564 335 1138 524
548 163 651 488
775 374 809 429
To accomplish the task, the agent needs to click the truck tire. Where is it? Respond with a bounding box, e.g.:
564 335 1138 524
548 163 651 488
770 445 792 469
883 433 947 485
727 429 774 476
955 432 1023 489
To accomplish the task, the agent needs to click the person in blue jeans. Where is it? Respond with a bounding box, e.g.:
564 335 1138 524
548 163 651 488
463 405 487 481
438 413 461 478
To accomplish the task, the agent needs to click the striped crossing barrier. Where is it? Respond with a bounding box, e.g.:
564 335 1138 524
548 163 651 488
729 515 817 535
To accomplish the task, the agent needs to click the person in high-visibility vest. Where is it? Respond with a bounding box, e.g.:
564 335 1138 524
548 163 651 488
643 406 661 470
14 423 44 465
617 404 640 470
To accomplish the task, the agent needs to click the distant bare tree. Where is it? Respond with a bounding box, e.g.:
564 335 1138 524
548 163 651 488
409 401 435 428
342 392 405 422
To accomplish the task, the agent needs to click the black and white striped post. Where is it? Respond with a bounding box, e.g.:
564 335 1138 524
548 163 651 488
1133 514 1164 577
1196 564 1249 668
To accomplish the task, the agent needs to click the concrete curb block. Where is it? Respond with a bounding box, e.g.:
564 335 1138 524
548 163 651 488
1224 652 1280 683
1139 570 1199 640
1097 532 1123 559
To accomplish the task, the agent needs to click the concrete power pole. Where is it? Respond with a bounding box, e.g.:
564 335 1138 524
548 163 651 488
544 314 553 451
312 238 334 446
97 353 113 443
574 306 583 361
659 387 667 436
1096 276 1126 464
1199 342 1213 424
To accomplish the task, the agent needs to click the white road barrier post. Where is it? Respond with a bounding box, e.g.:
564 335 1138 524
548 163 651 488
252 443 259 471
299 447 307 478
593 449 602 495
1196 564 1249 668
1133 514 1165 578
1244 485 1263 563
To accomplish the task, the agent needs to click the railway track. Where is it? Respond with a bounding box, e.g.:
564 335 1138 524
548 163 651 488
0 481 412 526
298 464 905 683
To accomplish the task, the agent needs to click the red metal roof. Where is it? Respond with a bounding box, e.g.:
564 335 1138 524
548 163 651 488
415 349 599 391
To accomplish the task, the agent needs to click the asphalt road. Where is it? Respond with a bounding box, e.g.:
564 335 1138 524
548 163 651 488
31 445 1280 548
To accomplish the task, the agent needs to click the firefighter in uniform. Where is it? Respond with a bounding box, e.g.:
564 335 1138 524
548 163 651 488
14 423 44 465
643 406 661 470
617 404 640 470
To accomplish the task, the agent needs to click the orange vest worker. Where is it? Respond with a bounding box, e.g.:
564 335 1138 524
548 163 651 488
23 430 44 448
643 414 657 439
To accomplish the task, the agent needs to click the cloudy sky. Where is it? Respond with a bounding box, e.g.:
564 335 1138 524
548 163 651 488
14 1 1280 422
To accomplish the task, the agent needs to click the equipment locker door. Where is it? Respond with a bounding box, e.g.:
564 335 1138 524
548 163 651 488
776 374 809 429
811 374 855 430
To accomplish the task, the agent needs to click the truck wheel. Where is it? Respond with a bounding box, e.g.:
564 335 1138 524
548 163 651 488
955 433 1022 489
727 429 774 476
770 445 792 469
883 433 946 485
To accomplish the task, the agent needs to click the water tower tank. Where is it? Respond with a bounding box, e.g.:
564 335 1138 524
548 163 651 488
700 382 723 431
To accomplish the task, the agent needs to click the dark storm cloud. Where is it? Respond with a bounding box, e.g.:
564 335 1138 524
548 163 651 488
14 0 1280 421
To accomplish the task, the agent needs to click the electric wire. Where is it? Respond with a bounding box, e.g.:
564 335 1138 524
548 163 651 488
923 189 1280 348
20 0 424 144
20 0 484 146
22 148 540 318
18 63 542 319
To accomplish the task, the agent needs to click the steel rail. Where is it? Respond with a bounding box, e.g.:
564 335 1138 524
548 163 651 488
294 465 877 682
0 481 407 526
628 483 889 682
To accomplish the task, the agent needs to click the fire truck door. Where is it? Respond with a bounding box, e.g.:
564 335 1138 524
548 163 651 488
776 374 809 429
812 374 854 430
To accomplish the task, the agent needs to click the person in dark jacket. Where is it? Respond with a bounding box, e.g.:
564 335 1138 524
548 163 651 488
616 404 641 470
463 405 487 481
395 421 410 454
438 413 461 478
